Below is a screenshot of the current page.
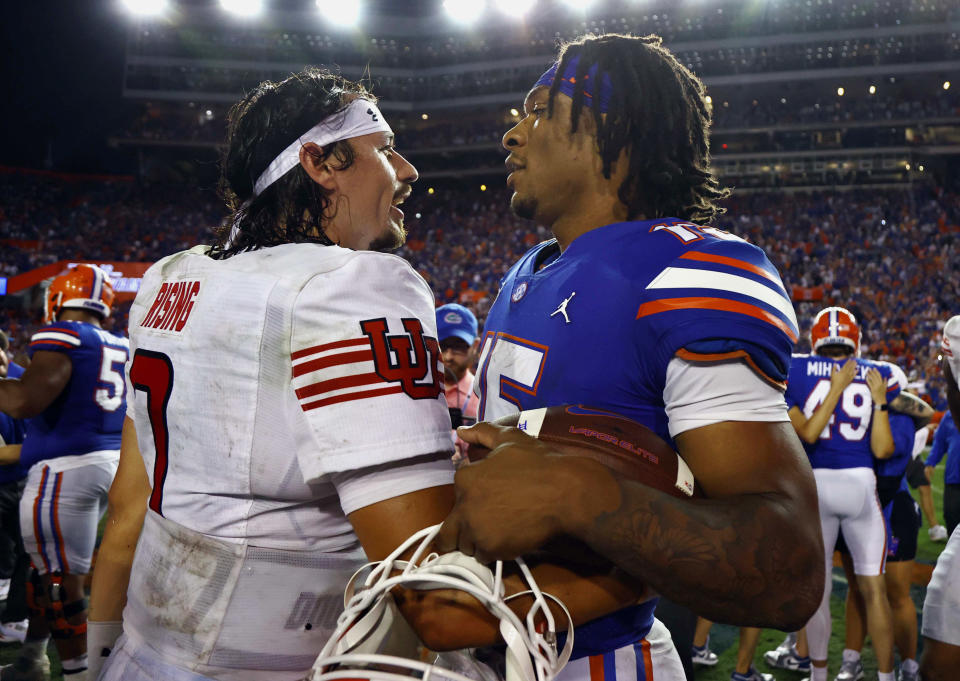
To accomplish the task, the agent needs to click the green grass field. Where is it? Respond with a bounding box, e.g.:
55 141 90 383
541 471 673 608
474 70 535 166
0 461 949 680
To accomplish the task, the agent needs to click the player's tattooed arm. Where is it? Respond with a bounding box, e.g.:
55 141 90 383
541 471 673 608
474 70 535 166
564 420 824 631
443 420 824 630
889 390 935 428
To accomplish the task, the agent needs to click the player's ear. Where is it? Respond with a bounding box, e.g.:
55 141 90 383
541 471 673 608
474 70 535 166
299 142 337 191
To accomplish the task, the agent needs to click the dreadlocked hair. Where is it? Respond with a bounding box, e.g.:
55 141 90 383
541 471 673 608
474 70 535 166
549 34 730 223
210 67 375 259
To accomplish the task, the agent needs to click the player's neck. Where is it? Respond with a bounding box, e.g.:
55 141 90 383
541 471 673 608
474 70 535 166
57 310 102 327
550 193 630 252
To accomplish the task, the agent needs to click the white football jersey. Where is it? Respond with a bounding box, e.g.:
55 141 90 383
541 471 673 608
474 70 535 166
121 243 454 680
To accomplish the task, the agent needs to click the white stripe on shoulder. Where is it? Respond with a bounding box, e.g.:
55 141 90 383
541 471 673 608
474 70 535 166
31 331 82 346
647 267 798 329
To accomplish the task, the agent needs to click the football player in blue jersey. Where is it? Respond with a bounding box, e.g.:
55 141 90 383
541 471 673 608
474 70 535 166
0 331 30 647
783 307 932 681
837 405 928 681
437 33 825 681
0 264 129 681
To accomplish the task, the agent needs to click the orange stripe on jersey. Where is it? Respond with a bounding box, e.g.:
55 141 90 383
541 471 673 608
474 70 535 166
301 385 404 411
588 655 606 681
291 337 369 361
32 467 51 574
51 473 70 573
675 348 787 390
678 251 782 285
636 296 799 343
640 638 654 681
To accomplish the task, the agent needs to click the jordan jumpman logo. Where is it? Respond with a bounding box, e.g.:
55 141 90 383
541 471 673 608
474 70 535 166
550 291 576 324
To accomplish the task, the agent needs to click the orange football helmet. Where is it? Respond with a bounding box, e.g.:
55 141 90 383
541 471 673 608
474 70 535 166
810 306 861 355
44 264 115 324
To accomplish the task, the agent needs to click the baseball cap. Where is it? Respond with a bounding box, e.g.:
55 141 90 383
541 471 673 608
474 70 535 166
436 304 478 344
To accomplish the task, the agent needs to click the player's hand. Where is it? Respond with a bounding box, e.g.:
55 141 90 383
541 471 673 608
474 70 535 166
436 422 613 563
830 359 858 392
865 368 888 405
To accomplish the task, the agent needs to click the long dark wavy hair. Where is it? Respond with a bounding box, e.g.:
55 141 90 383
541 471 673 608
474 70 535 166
547 34 730 223
210 68 375 259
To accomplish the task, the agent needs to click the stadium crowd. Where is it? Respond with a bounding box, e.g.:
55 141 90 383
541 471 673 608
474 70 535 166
1 169 957 409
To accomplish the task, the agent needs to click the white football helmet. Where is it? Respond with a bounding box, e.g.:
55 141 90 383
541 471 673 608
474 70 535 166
309 524 573 681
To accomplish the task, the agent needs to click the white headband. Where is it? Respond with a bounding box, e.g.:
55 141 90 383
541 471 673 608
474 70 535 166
253 98 393 196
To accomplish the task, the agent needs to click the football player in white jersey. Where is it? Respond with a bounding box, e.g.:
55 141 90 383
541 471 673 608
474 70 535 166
920 315 960 681
87 69 647 681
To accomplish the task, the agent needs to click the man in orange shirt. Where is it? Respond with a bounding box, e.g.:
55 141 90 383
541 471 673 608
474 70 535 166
436 304 479 464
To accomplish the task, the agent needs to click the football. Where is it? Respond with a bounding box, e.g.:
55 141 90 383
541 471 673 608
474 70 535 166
467 405 702 499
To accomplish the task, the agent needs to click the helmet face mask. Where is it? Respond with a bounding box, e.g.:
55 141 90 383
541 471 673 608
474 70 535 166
309 524 573 681
44 264 115 324
810 306 861 357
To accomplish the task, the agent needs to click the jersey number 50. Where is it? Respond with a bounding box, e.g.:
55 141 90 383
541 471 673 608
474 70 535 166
129 349 174 516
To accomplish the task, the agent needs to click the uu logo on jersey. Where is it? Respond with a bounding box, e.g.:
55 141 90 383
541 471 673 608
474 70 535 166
511 281 528 303
360 318 442 399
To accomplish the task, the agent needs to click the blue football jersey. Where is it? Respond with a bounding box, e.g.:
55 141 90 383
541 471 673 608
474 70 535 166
475 218 797 658
875 411 918 479
784 354 902 470
21 322 129 469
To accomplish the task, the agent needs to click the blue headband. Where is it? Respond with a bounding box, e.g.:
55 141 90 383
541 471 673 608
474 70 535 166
533 55 614 113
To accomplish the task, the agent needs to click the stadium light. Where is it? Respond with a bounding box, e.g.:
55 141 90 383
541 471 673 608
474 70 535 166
559 0 598 10
480 184 487 191
121 0 169 17
944 81 952 90
836 87 845 96
494 0 535 16
510 108 519 116
868 84 876 94
444 0 486 25
704 95 712 104
220 0 262 18
318 0 361 28
421 113 429 120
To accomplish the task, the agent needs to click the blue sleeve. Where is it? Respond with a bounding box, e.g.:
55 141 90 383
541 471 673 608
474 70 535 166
890 414 916 460
784 357 810 409
927 416 950 466
882 364 902 403
638 238 798 387
27 323 83 357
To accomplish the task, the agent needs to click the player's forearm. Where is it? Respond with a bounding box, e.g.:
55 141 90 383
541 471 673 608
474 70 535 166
797 391 843 443
890 392 935 428
0 444 21 465
870 411 895 459
88 504 147 621
0 379 30 419
397 560 647 650
564 475 824 631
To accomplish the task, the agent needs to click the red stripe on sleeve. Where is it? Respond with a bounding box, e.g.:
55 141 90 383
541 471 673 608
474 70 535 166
295 372 386 400
292 349 374 378
301 385 404 411
291 338 369 361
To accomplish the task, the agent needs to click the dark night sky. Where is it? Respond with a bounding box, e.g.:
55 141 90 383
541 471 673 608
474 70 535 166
2 2 130 173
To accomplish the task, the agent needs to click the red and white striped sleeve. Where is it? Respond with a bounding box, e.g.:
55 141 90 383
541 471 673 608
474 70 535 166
290 252 454 481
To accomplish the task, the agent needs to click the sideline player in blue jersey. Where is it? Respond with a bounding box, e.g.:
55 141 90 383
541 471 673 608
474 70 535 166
0 331 30 646
837 403 928 681
784 307 931 681
437 34 825 681
0 264 128 681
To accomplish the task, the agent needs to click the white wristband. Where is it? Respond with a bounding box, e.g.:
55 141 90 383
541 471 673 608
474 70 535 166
87 620 123 680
